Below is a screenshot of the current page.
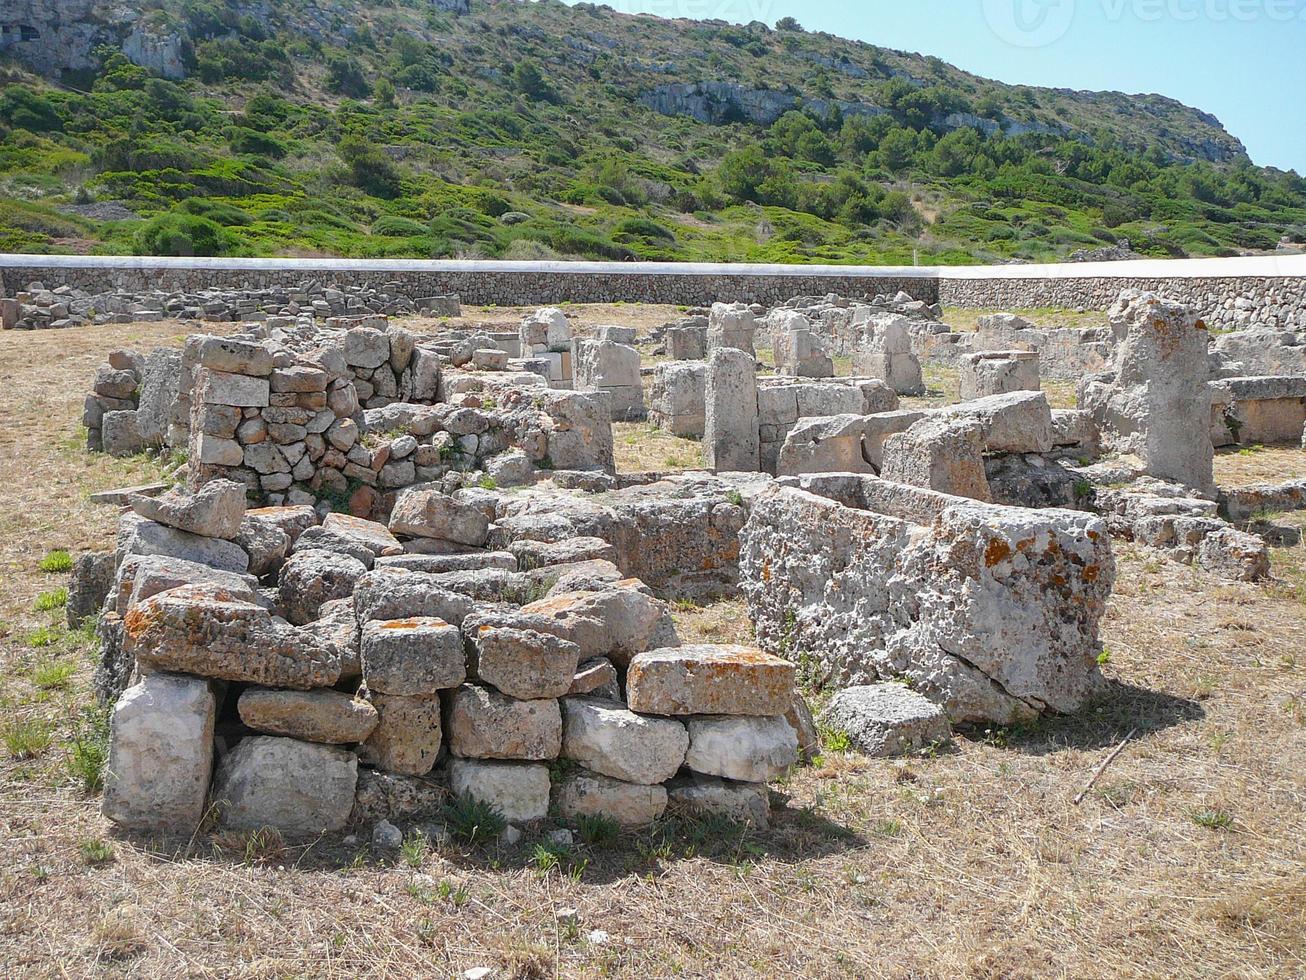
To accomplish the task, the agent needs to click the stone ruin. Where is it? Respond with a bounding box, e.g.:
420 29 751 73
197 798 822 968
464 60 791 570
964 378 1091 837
66 284 1306 842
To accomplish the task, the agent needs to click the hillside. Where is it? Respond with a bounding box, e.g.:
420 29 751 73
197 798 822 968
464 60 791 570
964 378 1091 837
1 0 1304 264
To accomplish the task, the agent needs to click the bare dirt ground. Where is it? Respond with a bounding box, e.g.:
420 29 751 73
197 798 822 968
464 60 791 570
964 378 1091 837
0 315 1302 978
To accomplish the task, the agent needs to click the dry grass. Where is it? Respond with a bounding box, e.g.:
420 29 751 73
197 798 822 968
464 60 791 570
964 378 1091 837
1215 444 1306 488
943 306 1105 333
0 319 1303 978
612 423 705 474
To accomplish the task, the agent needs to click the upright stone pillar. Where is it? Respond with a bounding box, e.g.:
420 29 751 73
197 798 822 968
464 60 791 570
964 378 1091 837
705 347 759 472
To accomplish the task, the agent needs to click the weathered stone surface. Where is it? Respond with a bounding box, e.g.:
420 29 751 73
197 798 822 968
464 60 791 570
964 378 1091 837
784 692 821 764
881 415 991 502
300 596 362 679
102 673 217 832
561 696 688 784
942 390 1055 455
245 505 318 546
136 348 182 446
467 625 581 700
818 684 951 757
353 568 476 626
741 478 1114 723
554 770 667 827
194 336 273 376
238 688 379 744
707 302 756 355
360 617 465 695
1080 290 1214 491
102 410 146 457
68 551 115 628
446 684 562 760
194 368 270 408
447 758 551 823
389 488 489 546
321 513 403 558
512 584 680 666
648 360 706 438
667 775 770 828
361 690 443 775
705 347 759 472
349 770 446 826
568 657 620 699
123 583 340 689
279 549 368 626
573 339 645 421
113 553 257 615
852 313 923 395
509 537 618 571
117 513 250 575
625 645 795 716
235 516 291 578
684 715 797 782
129 479 246 539
775 413 875 477
211 736 357 834
958 350 1040 401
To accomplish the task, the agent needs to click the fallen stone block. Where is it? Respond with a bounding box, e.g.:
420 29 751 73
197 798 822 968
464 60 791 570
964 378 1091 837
388 488 490 547
129 479 246 540
279 549 369 626
818 684 951 757
118 513 250 575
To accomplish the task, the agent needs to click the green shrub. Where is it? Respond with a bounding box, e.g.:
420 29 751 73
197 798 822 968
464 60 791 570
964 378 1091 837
442 792 506 846
371 215 428 237
37 551 72 573
135 213 232 257
178 198 254 227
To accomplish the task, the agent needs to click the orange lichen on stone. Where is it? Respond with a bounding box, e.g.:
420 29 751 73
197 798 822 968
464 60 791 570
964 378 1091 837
985 538 1012 567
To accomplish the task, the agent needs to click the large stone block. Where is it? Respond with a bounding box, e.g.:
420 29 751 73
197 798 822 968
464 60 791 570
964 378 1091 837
388 488 489 546
123 583 340 689
446 684 562 761
102 673 217 832
881 415 992 502
361 690 443 775
112 553 257 615
129 479 246 540
467 625 581 700
741 478 1114 724
648 361 706 438
102 410 146 457
117 512 250 574
211 736 357 833
194 368 270 408
360 617 465 696
625 644 795 716
818 684 951 757
707 302 756 355
561 696 688 784
238 688 379 744
684 715 797 782
448 758 551 823
573 339 645 421
554 770 667 827
278 548 368 626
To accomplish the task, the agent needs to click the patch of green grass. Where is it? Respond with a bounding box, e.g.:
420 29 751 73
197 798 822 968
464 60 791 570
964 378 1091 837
33 587 68 612
67 708 110 792
1190 807 1235 830
477 475 498 490
2 717 54 759
25 626 59 649
32 659 76 690
79 838 116 865
576 813 621 846
819 725 852 753
442 792 506 846
37 550 73 573
400 834 429 868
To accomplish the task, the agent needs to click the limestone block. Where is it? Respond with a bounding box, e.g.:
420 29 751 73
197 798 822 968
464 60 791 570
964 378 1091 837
625 644 795 716
467 625 581 700
102 410 146 457
117 512 250 574
684 714 797 782
554 770 667 827
881 415 992 501
667 774 770 827
446 684 562 761
958 350 1040 401
211 736 357 834
129 479 246 540
648 360 706 438
279 549 368 625
818 684 951 757
705 347 759 472
561 696 688 784
360 617 465 695
361 690 443 775
388 488 489 546
238 688 379 744
448 758 551 823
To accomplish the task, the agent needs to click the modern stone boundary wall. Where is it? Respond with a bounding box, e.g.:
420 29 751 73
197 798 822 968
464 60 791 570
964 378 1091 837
4 255 1304 326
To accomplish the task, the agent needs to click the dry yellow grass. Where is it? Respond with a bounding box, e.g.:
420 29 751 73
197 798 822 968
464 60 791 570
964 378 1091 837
0 320 1303 978
1215 444 1306 488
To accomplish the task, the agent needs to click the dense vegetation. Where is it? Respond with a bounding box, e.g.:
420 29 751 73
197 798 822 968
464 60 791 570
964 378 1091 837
1 0 1303 264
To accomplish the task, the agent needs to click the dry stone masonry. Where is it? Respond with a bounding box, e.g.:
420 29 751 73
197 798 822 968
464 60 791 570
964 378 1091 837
61 273 1306 840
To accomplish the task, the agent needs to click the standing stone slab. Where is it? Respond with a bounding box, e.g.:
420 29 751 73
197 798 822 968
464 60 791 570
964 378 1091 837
684 715 798 782
238 688 379 745
102 673 217 832
561 696 688 784
446 684 562 761
704 347 759 473
211 736 357 834
68 551 116 629
625 645 795 716
818 684 951 757
448 758 551 823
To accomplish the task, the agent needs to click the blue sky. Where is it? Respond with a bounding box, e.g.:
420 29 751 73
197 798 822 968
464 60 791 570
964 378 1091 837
569 0 1306 172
